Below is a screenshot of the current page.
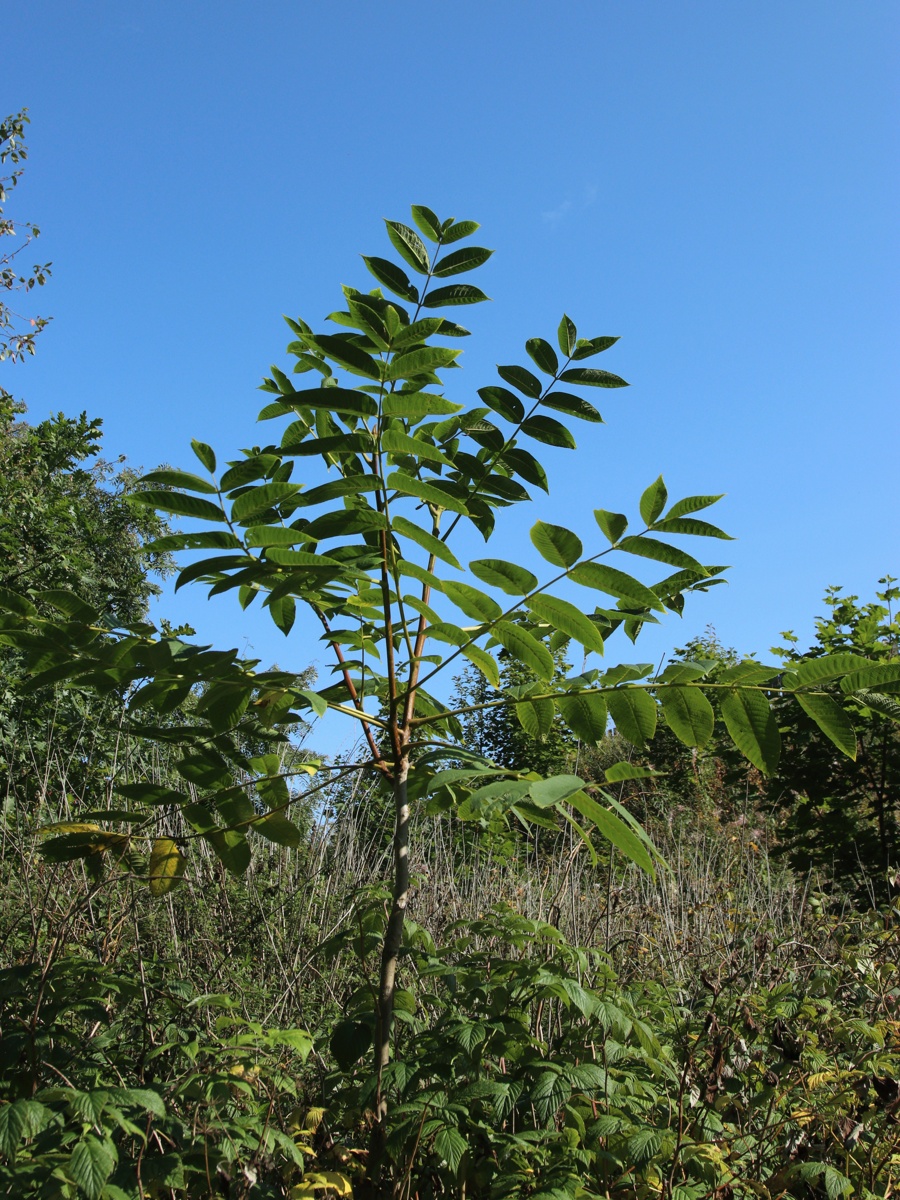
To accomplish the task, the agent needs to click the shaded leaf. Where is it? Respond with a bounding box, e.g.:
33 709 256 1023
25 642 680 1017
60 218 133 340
720 687 781 774
607 688 658 747
423 284 489 308
658 686 715 748
560 367 628 388
361 255 417 301
130 490 226 523
521 414 576 449
556 691 608 742
525 337 559 375
796 692 857 759
541 391 602 423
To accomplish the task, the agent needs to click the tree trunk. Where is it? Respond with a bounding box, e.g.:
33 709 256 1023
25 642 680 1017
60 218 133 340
375 755 410 1124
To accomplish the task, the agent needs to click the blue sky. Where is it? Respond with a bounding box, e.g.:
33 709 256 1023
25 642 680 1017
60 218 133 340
6 1 898 754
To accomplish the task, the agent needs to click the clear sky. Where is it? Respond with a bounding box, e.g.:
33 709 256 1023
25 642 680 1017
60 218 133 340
6 1 898 754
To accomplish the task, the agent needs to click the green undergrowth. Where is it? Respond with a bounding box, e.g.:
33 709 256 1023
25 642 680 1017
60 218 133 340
2 881 899 1199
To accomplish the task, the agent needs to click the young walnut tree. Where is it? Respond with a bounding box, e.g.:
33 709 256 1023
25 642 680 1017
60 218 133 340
2 207 888 1128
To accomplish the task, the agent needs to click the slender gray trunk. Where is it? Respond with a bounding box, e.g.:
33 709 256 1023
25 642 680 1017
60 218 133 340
375 756 410 1122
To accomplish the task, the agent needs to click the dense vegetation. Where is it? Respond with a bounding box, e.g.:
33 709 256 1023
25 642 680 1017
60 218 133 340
1 115 899 1200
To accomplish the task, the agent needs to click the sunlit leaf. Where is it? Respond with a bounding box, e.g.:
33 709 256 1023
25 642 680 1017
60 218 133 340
530 520 582 568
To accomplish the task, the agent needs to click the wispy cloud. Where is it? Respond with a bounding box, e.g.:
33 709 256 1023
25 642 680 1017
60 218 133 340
541 185 597 225
541 199 573 224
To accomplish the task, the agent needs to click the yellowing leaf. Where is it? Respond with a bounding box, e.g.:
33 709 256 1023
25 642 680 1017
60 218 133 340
148 838 187 896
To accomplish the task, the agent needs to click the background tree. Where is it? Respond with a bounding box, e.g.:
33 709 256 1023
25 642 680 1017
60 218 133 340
767 579 900 891
0 109 51 384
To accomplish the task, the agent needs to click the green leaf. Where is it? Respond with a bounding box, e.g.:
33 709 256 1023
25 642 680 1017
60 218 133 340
494 622 555 681
386 345 460 380
361 255 417 300
477 385 524 424
69 1135 117 1200
385 220 430 274
231 482 301 522
434 1126 468 1174
604 761 665 782
461 644 500 687
388 470 468 514
469 558 537 595
441 218 480 244
422 284 490 308
331 1020 372 1070
529 774 586 808
191 439 216 472
653 516 733 539
525 337 559 375
383 393 462 419
140 469 218 494
130 490 226 523
498 364 542 399
300 475 383 507
252 811 303 847
521 414 576 448
206 828 251 875
392 516 461 568
639 476 668 525
443 580 502 623
281 385 379 417
664 493 725 519
839 663 900 693
389 317 447 349
382 429 454 467
850 690 900 721
557 314 577 357
560 367 628 388
526 594 605 654
541 391 603 422
146 530 241 552
569 790 656 874
397 559 445 592
792 653 874 687
268 594 296 635
720 688 781 774
618 536 707 574
594 509 628 544
516 695 555 738
658 686 714 747
556 691 608 742
410 205 441 242
504 447 549 491
0 1100 49 1159
607 688 658 747
796 693 857 758
571 335 620 358
432 245 493 277
310 334 381 380
530 520 582 568
569 562 665 611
